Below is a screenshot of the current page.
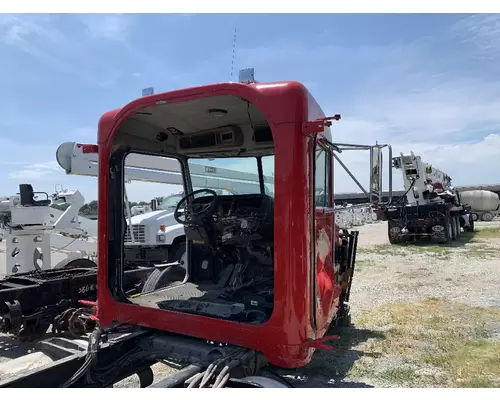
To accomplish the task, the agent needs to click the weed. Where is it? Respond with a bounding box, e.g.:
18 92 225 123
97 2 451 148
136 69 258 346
354 299 500 388
474 227 500 240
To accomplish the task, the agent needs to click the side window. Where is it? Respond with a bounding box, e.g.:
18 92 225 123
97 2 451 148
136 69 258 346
315 145 332 207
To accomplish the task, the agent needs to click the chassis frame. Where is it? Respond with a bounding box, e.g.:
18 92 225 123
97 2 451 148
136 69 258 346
0 326 292 388
0 230 359 388
0 260 164 340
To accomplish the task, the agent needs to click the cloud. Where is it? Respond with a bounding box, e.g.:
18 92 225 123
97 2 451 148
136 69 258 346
2 14 500 204
0 14 62 45
80 14 135 41
450 14 500 59
332 133 500 194
0 14 126 87
8 161 60 180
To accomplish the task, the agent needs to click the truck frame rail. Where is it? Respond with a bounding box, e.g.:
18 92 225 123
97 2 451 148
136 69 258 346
0 261 162 340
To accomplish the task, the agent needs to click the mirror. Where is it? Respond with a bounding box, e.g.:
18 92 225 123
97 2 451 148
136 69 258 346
370 146 383 204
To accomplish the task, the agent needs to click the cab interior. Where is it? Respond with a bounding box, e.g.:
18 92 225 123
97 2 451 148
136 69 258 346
111 94 277 325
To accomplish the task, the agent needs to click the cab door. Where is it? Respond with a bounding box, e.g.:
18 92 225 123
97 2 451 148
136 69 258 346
313 140 340 331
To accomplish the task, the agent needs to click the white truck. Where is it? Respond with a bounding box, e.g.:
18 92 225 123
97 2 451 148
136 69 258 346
382 151 474 244
56 142 272 268
458 189 500 222
131 205 152 216
0 184 95 277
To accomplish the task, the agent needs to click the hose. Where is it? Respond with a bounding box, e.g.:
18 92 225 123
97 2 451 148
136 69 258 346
185 348 248 388
390 178 415 207
60 327 103 388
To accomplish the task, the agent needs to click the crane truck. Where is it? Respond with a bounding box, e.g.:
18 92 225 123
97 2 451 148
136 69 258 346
383 151 474 245
0 72 394 388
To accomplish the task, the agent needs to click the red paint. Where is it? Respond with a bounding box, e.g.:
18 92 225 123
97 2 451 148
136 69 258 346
77 143 99 154
96 81 343 369
304 335 340 351
78 300 99 321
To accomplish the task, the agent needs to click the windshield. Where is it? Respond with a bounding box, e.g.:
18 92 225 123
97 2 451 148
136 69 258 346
159 194 183 210
187 156 274 196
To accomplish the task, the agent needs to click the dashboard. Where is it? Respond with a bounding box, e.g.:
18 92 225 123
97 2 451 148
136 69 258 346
191 194 274 246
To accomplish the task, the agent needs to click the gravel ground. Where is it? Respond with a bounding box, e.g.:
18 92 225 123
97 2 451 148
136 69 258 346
1 220 499 387
288 219 500 388
352 220 500 312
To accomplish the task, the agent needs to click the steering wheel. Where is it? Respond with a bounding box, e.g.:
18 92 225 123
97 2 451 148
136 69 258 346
174 189 219 225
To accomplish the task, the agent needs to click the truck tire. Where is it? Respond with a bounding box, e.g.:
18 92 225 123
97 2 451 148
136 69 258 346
53 256 98 270
471 213 479 221
454 216 461 239
388 222 406 244
450 217 457 240
482 212 494 222
469 216 475 232
168 240 187 268
463 215 475 233
437 216 452 245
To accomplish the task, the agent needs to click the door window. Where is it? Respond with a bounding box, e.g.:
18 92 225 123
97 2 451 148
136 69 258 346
315 146 332 207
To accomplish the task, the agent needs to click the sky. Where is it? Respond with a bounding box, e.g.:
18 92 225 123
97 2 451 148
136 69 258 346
1 13 500 203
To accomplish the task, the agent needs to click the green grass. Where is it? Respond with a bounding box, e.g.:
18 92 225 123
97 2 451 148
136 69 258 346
474 226 500 240
352 299 500 388
463 244 500 258
359 243 451 259
359 228 500 259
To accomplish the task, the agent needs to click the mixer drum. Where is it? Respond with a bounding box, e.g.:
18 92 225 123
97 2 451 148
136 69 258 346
460 190 500 212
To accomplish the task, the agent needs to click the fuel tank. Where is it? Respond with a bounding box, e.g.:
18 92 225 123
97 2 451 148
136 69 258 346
459 190 500 212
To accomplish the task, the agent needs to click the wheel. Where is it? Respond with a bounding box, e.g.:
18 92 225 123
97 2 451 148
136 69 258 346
168 240 187 268
238 376 291 388
469 216 475 232
53 256 97 270
454 216 461 239
471 213 479 221
437 216 452 245
482 212 494 222
388 222 407 244
450 217 457 240
141 265 186 293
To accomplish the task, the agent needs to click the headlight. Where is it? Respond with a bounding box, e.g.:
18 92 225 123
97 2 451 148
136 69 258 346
157 234 166 242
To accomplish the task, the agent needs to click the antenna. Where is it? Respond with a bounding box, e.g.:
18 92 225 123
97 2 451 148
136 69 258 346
230 28 237 81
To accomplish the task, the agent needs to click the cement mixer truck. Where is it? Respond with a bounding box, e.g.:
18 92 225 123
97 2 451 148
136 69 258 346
459 190 500 222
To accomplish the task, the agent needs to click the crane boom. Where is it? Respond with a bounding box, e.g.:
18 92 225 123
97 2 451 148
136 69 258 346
56 142 271 193
393 151 454 205
383 150 474 245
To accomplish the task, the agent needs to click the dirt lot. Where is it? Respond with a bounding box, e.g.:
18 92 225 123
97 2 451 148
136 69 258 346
284 220 500 388
1 221 500 388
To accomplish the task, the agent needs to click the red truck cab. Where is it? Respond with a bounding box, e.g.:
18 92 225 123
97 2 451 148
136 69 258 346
96 80 357 369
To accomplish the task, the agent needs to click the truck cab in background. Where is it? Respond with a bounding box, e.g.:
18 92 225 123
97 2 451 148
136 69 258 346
124 183 272 268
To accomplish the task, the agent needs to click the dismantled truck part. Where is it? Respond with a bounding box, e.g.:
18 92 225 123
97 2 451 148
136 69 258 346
0 261 164 340
0 71 377 388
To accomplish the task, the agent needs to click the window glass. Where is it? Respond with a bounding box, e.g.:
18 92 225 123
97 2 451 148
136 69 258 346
315 146 331 207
